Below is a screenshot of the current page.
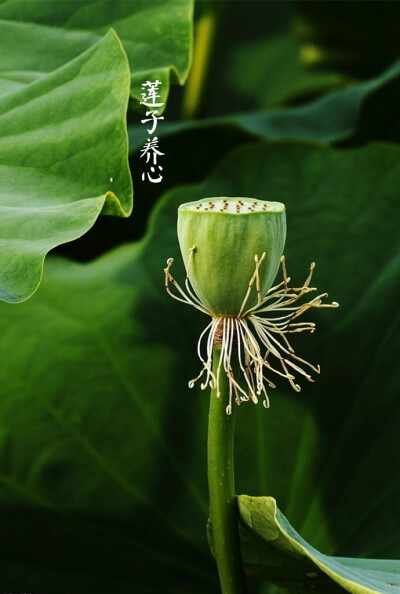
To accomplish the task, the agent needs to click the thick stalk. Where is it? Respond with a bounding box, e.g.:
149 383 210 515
208 346 246 594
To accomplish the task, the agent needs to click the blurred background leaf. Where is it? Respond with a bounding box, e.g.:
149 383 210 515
0 0 193 110
293 0 400 79
0 141 398 592
129 51 400 175
0 31 132 303
226 32 346 109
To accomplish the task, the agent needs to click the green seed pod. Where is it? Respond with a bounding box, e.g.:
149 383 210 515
177 197 286 316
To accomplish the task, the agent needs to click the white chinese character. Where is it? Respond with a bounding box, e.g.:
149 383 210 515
142 165 163 184
140 137 164 165
140 80 164 107
141 109 164 134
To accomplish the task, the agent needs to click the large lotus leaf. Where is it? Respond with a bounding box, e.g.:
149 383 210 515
238 497 400 593
0 0 193 108
0 142 398 592
0 30 132 303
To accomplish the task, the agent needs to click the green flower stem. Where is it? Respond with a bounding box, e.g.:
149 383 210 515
182 2 219 120
208 345 246 594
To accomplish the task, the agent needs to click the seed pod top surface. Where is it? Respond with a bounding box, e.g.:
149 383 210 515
177 197 286 316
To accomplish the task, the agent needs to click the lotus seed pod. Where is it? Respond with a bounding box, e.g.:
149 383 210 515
177 197 286 316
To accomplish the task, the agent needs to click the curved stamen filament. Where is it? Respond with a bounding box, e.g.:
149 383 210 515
238 252 266 317
164 258 209 314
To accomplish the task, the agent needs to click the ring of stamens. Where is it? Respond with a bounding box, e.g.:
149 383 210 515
164 249 339 414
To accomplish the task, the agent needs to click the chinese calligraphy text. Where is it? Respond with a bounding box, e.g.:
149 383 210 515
140 80 165 184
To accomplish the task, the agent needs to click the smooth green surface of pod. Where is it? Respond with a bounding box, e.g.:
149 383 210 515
177 197 286 316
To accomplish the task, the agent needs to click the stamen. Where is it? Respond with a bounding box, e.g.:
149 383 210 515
281 255 288 287
238 252 266 317
164 250 338 412
219 318 250 412
164 258 209 314
235 319 258 403
184 246 205 308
